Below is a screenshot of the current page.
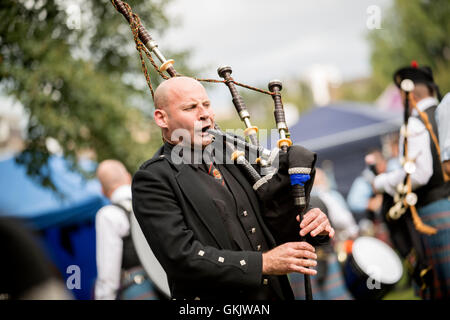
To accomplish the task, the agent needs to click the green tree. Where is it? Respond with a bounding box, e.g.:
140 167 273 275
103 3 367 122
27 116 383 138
368 0 450 96
0 0 193 190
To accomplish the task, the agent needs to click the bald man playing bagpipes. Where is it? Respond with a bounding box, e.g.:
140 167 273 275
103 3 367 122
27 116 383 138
109 0 333 300
131 77 334 300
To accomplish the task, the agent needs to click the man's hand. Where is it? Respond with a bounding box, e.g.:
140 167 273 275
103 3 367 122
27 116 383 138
262 242 317 276
297 208 335 238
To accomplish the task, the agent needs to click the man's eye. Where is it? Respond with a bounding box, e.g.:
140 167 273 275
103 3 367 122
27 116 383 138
185 105 196 110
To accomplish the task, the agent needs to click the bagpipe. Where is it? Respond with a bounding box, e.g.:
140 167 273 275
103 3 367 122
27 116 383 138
386 78 440 235
111 0 317 300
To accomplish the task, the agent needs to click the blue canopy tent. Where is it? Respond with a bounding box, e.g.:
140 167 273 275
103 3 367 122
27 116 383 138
285 102 402 197
0 154 108 299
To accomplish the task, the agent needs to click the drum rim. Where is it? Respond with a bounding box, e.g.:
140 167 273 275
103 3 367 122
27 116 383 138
130 212 171 298
345 254 393 299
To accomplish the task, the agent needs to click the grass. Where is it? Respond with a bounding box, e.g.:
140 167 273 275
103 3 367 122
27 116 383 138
382 260 421 300
383 287 420 300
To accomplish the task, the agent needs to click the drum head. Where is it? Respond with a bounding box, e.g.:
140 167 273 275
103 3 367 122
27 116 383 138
352 236 403 285
130 212 171 298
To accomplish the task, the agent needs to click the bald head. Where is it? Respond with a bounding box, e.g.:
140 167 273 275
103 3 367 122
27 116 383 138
96 159 131 199
154 77 206 110
153 76 214 147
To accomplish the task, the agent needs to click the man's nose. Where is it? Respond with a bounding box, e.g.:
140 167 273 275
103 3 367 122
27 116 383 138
198 106 211 120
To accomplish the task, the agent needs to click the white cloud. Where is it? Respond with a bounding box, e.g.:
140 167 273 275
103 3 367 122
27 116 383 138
157 0 391 83
145 0 392 114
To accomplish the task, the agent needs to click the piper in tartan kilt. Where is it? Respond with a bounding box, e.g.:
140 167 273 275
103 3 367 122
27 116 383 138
373 62 450 299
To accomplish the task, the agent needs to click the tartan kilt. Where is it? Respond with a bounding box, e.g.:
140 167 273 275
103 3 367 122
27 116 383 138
117 266 160 300
417 198 450 299
288 253 353 300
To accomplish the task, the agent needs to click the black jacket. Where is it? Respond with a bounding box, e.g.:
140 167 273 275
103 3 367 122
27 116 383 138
132 143 325 299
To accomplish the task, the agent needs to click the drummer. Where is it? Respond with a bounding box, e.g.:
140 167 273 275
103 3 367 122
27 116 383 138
372 63 450 299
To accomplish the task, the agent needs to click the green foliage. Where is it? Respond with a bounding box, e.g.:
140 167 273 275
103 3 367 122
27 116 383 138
335 78 381 103
368 0 450 96
0 0 192 190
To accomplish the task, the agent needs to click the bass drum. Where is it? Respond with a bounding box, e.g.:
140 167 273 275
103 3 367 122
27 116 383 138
130 212 171 299
344 236 403 299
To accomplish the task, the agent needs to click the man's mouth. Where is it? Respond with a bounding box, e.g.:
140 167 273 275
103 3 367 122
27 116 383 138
201 124 212 135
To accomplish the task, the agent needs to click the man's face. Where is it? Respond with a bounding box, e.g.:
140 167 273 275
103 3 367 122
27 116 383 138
375 157 387 174
163 82 215 147
366 151 387 174
399 82 431 106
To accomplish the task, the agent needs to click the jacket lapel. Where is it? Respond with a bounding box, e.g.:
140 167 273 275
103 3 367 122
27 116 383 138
162 142 233 249
174 164 233 250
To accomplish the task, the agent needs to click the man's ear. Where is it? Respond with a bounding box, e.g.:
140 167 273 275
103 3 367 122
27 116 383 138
154 109 168 129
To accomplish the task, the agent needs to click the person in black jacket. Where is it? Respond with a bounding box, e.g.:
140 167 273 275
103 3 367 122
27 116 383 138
131 76 334 300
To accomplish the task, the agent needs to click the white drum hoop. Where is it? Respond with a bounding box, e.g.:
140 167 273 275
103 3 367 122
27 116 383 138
351 236 403 285
130 212 171 298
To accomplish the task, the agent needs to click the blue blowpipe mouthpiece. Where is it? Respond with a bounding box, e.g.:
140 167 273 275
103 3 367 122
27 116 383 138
290 174 310 186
